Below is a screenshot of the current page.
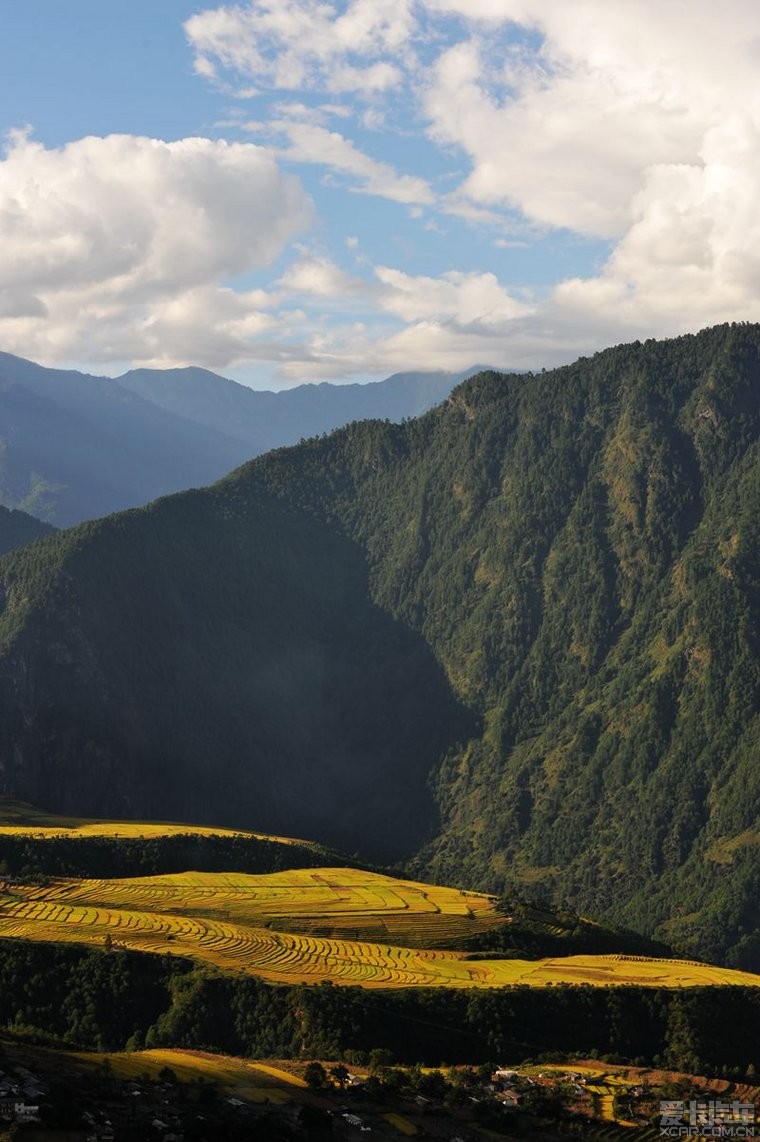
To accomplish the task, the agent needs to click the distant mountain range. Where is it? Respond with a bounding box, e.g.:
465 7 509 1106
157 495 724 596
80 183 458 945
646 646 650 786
0 353 478 526
3 324 760 970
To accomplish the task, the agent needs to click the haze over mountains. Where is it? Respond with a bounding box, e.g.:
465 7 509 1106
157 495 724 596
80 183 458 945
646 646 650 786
0 351 476 526
3 323 760 970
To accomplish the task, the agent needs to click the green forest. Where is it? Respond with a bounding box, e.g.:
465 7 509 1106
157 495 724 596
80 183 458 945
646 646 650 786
1 937 757 1077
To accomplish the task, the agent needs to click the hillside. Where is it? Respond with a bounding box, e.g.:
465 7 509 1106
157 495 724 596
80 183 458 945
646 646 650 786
0 352 471 526
0 866 751 987
1 324 760 965
0 812 755 1084
0 504 53 555
0 808 745 995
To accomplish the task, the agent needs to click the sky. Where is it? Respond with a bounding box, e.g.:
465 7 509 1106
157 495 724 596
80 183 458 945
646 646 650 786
1 1 760 388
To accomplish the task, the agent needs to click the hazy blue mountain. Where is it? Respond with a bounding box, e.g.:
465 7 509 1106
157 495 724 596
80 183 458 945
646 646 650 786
0 354 254 526
116 365 480 451
0 353 475 526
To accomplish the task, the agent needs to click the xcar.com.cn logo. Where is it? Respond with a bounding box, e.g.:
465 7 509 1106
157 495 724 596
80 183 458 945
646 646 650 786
660 1100 757 1137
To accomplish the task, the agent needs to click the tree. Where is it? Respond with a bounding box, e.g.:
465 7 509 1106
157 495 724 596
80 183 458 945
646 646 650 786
368 1048 394 1072
417 1070 449 1101
330 1064 350 1090
305 1061 328 1090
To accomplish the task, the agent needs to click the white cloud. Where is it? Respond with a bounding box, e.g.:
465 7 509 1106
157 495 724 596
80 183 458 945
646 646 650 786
0 131 310 367
185 0 414 96
268 119 434 204
9 2 760 383
278 254 358 296
422 32 702 239
416 0 760 344
260 264 536 381
376 266 528 324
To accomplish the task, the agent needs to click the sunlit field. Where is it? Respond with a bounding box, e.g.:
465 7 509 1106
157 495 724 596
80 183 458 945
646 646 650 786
72 1047 304 1103
0 799 311 847
0 866 758 989
4 866 503 945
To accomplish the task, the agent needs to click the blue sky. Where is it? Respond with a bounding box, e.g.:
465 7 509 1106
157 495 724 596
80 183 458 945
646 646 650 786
0 1 757 387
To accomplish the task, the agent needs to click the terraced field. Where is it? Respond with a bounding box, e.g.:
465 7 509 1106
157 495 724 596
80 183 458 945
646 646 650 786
0 868 759 989
24 867 501 944
0 867 506 968
0 799 312 846
72 1048 303 1103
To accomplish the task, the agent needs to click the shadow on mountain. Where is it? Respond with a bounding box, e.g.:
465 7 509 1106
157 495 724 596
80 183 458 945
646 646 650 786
0 488 476 861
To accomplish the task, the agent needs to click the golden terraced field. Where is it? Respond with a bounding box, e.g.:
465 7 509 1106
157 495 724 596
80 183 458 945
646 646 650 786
1 867 759 990
72 1048 304 1103
0 800 312 846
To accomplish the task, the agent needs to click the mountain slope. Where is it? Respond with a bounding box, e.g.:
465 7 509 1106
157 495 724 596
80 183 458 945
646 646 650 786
0 504 54 554
0 353 472 526
1 324 760 964
0 484 470 860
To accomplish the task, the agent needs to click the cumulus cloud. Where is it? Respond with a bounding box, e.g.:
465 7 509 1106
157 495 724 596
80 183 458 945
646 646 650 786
0 131 310 366
185 0 414 95
278 253 359 296
8 2 760 381
376 266 528 324
420 2 747 236
418 0 760 341
264 265 534 381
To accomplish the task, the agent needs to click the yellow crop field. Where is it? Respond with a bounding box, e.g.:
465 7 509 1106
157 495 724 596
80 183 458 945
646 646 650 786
530 1063 637 1124
4 867 502 946
384 1112 418 1135
71 1048 297 1103
0 799 312 847
0 867 506 972
0 867 759 990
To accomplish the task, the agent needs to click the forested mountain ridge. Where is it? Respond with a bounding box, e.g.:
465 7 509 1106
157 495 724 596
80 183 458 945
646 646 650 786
2 323 760 965
0 504 54 555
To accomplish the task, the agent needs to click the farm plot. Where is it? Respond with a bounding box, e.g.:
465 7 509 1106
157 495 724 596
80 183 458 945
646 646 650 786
0 799 312 846
6 867 505 947
72 1048 299 1103
1 870 760 989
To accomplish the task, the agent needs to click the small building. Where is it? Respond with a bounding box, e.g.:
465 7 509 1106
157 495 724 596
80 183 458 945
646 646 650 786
0 1096 25 1120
